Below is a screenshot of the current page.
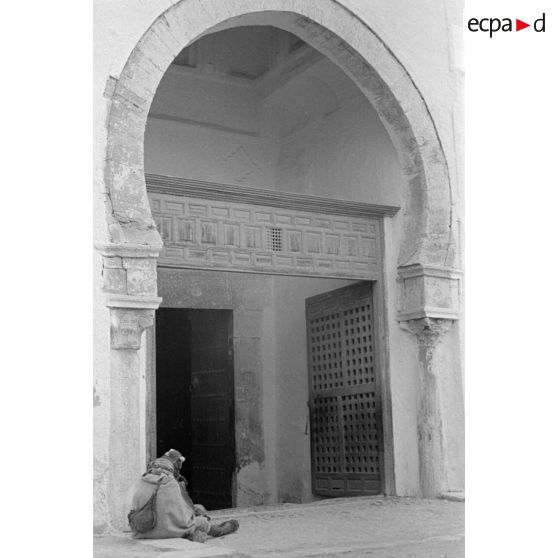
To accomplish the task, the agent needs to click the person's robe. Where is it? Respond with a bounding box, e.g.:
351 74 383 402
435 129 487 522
130 459 196 539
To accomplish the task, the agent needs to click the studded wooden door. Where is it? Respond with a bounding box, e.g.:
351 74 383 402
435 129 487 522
306 282 383 496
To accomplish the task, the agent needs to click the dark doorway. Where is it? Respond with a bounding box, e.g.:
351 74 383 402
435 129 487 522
155 308 235 510
306 282 384 497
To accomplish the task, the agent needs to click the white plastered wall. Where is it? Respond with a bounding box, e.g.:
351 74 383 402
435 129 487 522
144 54 404 206
144 39 411 501
94 0 464 528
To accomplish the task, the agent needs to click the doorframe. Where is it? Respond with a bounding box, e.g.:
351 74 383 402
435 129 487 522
372 219 395 494
144 220 396 500
145 308 238 504
304 258 395 495
145 324 157 465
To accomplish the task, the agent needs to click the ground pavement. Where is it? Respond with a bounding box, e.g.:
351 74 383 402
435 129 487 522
94 496 464 558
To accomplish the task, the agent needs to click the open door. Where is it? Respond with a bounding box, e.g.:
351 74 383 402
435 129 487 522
306 282 383 496
188 309 235 510
156 308 235 510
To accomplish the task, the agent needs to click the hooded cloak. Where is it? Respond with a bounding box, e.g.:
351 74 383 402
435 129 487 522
130 457 196 539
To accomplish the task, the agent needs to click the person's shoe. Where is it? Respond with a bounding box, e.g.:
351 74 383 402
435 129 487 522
182 529 208 543
208 519 239 538
191 529 207 543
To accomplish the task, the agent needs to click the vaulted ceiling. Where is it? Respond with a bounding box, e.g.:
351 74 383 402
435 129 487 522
172 26 305 80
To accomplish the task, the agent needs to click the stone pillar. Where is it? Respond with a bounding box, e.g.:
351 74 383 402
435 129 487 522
397 264 461 498
400 317 454 497
106 296 161 530
96 242 162 530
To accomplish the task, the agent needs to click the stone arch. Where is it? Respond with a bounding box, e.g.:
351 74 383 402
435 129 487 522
99 3 462 522
102 0 455 279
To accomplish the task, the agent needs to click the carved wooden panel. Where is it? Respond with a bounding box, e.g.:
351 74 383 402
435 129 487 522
148 191 381 279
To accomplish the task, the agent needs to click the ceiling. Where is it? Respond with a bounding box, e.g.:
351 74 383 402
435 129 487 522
172 26 306 80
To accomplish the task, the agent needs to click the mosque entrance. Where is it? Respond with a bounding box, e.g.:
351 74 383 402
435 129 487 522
155 308 235 510
144 19 402 507
306 282 383 496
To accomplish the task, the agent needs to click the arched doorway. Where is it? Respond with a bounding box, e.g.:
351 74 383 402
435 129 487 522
102 4 454 261
98 0 462 530
144 23 402 508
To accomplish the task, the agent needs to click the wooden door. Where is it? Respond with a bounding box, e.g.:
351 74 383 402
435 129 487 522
306 282 383 496
155 308 235 510
188 310 235 510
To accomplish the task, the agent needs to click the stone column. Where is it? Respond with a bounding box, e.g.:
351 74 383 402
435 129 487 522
106 296 161 530
400 317 454 497
397 264 461 498
96 243 162 530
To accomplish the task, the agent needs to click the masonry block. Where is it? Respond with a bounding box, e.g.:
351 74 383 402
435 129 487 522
103 256 123 269
397 264 461 321
163 6 209 44
138 27 180 74
107 222 162 248
150 17 185 56
159 13 190 48
107 138 144 171
103 267 127 294
119 51 162 102
107 96 146 144
124 258 158 296
107 160 145 199
113 81 151 110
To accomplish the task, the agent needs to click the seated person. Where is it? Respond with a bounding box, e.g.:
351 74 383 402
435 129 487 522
129 449 239 541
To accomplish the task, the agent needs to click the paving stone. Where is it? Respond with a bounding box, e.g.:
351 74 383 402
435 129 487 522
94 488 463 558
206 497 464 557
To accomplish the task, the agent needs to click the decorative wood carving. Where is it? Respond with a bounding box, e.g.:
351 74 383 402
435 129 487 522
146 174 399 219
146 174 399 279
146 176 396 279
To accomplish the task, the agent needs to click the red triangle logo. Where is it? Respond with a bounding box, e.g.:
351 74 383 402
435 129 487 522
516 19 530 31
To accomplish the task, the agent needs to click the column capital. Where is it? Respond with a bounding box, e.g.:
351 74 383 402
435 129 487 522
400 317 454 351
107 295 162 350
